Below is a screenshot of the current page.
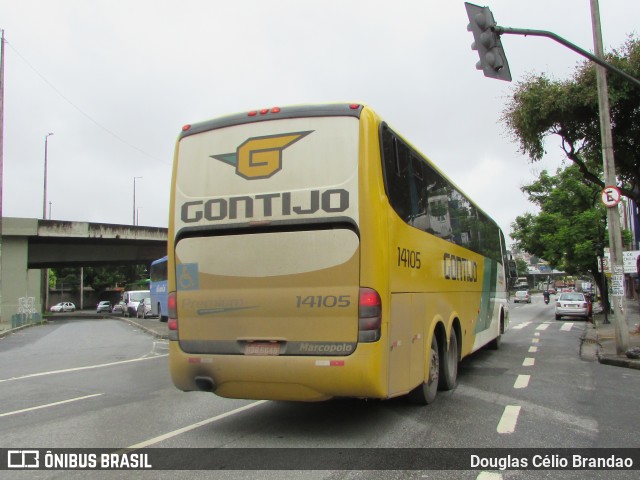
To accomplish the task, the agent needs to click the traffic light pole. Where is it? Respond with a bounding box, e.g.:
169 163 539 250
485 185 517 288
486 7 635 353
492 26 640 89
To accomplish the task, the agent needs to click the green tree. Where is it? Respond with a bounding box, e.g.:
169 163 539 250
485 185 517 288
502 37 640 204
83 266 129 293
510 166 606 293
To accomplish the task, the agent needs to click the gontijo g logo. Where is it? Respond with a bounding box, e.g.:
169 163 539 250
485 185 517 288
211 131 313 180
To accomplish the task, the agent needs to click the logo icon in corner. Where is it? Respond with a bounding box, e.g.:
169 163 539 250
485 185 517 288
177 263 199 291
211 131 313 180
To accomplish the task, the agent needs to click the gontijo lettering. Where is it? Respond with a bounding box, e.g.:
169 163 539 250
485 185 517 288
181 188 349 223
443 253 478 282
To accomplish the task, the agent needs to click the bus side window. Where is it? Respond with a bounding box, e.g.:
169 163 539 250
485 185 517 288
381 126 412 223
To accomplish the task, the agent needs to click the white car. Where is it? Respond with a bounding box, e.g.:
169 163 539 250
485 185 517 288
555 292 591 320
50 302 76 312
514 291 531 304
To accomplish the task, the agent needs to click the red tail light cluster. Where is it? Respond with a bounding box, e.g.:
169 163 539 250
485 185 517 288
359 287 381 343
168 292 178 339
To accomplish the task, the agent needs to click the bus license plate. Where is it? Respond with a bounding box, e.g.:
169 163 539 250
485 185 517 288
245 343 280 356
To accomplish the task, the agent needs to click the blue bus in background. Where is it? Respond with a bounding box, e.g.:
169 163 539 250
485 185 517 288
150 256 168 322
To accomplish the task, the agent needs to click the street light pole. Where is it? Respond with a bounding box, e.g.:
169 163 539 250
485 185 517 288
42 132 54 219
133 176 142 225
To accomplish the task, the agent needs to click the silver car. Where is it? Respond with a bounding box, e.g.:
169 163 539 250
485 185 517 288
555 292 591 320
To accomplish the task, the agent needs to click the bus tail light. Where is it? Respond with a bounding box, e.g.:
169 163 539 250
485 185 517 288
359 287 381 343
168 292 178 340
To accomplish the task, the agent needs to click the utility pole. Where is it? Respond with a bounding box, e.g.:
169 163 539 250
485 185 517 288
590 0 629 353
465 2 636 354
0 29 4 323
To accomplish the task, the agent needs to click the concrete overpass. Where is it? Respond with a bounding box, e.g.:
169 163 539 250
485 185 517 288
0 217 167 323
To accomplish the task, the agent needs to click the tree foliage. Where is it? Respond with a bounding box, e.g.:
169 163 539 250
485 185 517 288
50 265 148 293
510 166 605 282
502 37 640 204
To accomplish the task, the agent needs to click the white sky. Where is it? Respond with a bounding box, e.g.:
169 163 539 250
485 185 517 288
1 0 638 247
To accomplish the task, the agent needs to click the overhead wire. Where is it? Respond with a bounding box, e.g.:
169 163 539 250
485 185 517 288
4 38 164 163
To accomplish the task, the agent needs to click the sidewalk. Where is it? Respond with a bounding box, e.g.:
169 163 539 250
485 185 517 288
581 299 640 370
122 315 169 339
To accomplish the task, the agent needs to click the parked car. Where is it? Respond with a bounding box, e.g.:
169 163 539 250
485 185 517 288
136 298 154 319
50 302 76 312
112 302 126 314
96 300 112 313
514 290 531 304
121 290 150 317
555 292 591 320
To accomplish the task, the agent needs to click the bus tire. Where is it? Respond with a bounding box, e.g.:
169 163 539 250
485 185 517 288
487 334 501 350
408 335 439 405
438 328 458 391
487 316 503 350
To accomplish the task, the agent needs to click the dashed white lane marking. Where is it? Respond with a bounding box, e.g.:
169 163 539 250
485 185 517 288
531 338 540 344
528 346 538 353
0 394 103 417
511 322 531 330
128 400 268 449
514 375 530 389
523 357 535 366
536 324 549 331
497 405 521 433
456 385 598 434
477 472 503 480
561 322 574 331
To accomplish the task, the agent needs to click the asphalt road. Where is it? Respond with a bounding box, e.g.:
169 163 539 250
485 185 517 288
1 296 639 479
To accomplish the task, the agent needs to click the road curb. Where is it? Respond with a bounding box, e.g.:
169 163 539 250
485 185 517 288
598 354 640 370
121 317 169 340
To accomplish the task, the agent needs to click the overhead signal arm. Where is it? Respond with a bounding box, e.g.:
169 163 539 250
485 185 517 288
464 2 640 88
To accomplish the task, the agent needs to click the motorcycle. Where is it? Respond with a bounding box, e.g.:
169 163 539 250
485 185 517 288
543 292 550 304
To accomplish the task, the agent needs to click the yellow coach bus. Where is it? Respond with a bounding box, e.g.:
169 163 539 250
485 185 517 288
168 103 514 404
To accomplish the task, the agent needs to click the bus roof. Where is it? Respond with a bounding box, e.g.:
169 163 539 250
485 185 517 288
179 103 364 139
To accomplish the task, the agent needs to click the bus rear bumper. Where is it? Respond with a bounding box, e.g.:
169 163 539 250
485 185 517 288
169 341 386 402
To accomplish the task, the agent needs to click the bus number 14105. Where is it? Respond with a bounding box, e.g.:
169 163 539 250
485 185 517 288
397 247 421 269
296 295 351 308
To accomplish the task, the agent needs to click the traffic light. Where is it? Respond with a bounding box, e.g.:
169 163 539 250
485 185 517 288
465 2 512 81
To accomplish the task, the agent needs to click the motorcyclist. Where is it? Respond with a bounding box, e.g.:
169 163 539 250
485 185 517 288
543 290 550 304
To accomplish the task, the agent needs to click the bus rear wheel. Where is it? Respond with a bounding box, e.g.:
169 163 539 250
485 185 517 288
439 328 458 391
408 336 439 405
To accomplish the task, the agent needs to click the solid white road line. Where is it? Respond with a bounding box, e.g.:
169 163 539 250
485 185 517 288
497 405 521 434
0 355 168 383
0 394 103 417
128 400 269 449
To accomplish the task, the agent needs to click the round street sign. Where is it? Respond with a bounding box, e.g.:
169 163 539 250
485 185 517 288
601 186 621 207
